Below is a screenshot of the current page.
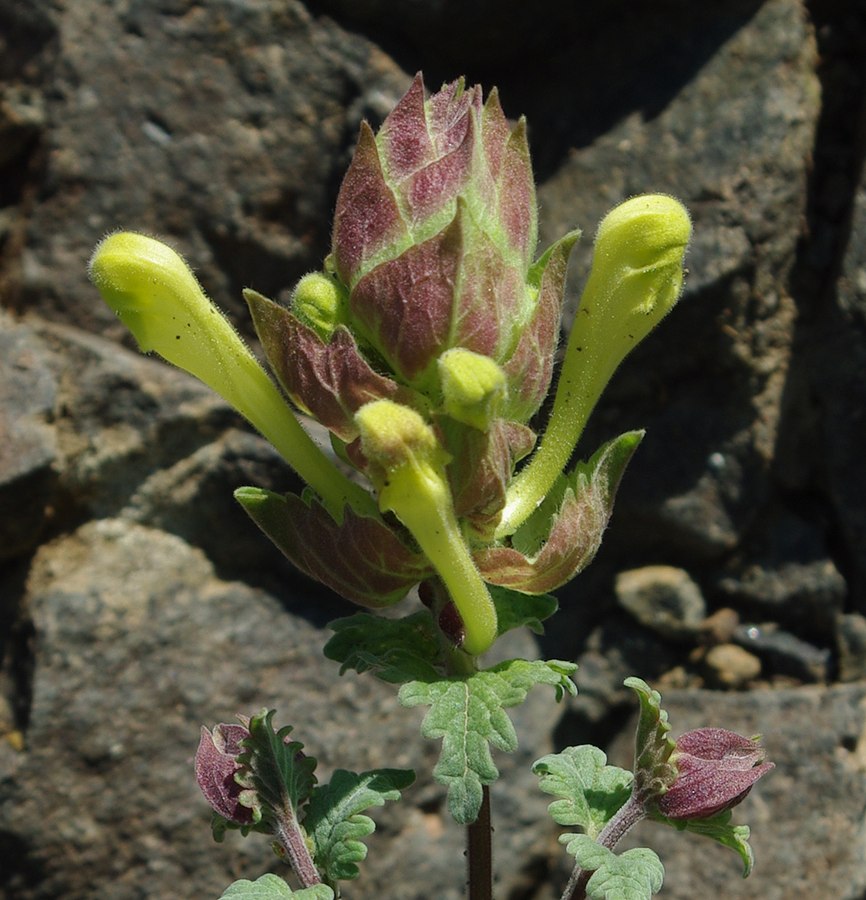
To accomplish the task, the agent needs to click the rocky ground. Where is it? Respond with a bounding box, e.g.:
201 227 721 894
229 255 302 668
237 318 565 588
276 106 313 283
1 0 865 897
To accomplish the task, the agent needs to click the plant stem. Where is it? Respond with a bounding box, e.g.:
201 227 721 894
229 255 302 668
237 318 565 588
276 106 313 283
562 794 646 900
467 784 493 900
275 817 322 888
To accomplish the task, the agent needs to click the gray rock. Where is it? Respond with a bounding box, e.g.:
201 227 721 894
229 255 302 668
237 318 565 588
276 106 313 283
836 614 866 683
0 519 562 899
0 313 57 561
713 510 847 641
615 565 707 642
734 623 831 684
540 0 819 562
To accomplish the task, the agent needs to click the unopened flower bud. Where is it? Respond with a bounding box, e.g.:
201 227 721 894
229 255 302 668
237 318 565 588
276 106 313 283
194 723 254 825
290 271 347 342
655 728 774 821
438 348 507 431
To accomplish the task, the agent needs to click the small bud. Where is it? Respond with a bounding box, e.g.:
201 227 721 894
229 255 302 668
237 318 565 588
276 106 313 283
194 723 254 825
355 399 447 491
656 728 774 821
438 347 507 431
290 271 347 342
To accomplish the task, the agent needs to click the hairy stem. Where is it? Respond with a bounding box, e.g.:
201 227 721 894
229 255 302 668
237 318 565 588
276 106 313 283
467 785 493 900
562 794 646 900
275 817 321 888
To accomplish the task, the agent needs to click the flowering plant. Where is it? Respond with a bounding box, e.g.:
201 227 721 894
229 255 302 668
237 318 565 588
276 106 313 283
90 74 771 900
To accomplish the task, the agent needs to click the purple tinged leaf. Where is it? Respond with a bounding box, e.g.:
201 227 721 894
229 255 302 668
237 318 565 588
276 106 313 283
349 213 462 383
450 206 526 360
443 418 536 539
377 73 435 180
333 121 408 288
656 729 774 820
427 78 478 156
401 103 476 226
474 431 642 593
496 117 537 265
235 487 432 608
195 723 254 825
503 230 580 422
480 88 510 181
246 289 416 443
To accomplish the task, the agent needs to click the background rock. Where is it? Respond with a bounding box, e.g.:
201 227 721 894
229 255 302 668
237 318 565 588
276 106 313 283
2 0 865 897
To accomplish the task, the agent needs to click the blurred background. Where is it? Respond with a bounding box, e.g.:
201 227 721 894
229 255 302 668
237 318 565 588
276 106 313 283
1 0 865 896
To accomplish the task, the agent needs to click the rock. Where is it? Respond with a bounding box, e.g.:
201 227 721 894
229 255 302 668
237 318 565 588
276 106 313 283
702 643 762 689
835 614 866 683
615 565 706 642
734 623 831 684
0 313 57 561
713 510 847 641
541 0 819 563
0 519 562 899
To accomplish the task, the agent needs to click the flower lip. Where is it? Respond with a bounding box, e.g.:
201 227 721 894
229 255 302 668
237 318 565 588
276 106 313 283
656 727 774 820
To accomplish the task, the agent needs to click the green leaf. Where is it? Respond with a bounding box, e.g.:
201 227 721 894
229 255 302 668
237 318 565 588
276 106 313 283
624 677 676 803
490 585 558 636
399 658 577 823
219 874 334 899
561 835 664 900
658 810 755 877
532 745 633 838
306 768 415 884
236 710 317 833
324 611 442 683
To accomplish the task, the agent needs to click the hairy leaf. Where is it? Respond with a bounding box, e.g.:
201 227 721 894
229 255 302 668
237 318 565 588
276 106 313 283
324 611 442 683
624 677 677 803
657 810 755 877
306 769 415 885
475 431 643 593
562 836 664 900
399 659 576 823
532 745 632 838
490 585 558 637
219 874 334 900
235 711 317 835
236 487 431 608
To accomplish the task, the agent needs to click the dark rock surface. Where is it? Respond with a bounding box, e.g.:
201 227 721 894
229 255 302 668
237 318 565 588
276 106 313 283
2 0 865 897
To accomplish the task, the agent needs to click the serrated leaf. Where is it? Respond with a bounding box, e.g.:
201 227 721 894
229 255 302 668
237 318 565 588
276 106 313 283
398 659 577 823
490 585 558 636
624 677 676 802
236 711 317 835
305 768 415 885
475 431 643 593
324 611 442 683
219 873 334 899
561 835 664 900
660 809 755 877
532 745 632 838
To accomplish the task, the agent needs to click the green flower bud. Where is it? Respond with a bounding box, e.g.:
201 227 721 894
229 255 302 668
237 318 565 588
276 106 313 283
356 399 498 656
290 271 347 342
88 232 374 522
438 347 507 431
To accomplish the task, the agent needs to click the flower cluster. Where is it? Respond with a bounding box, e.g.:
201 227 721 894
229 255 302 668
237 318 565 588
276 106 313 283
89 75 691 658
